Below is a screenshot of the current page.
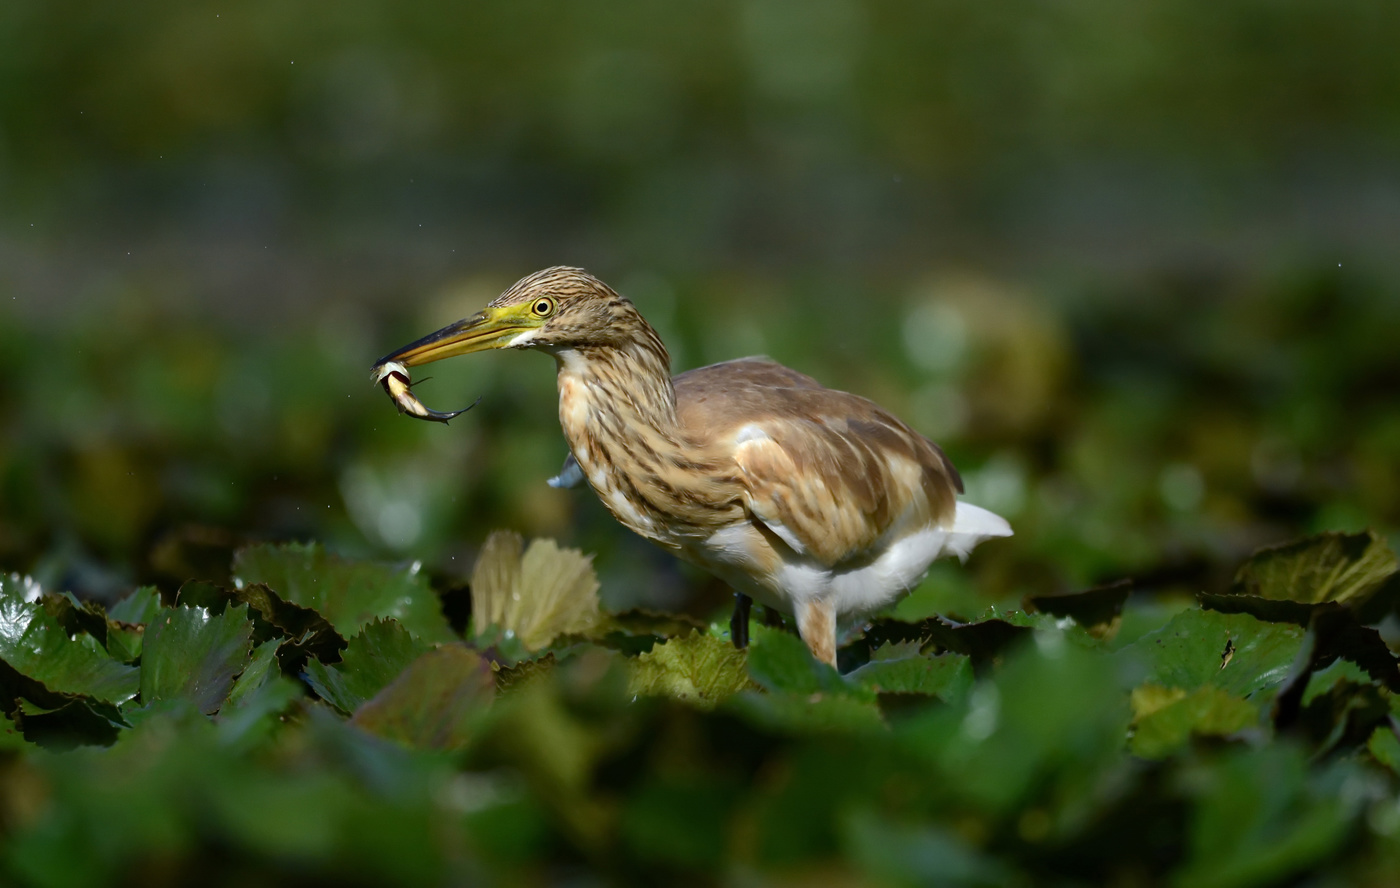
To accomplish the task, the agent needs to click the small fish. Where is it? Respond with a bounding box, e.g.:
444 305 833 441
372 360 478 423
1220 638 1235 670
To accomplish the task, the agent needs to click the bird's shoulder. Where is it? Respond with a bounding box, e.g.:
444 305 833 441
673 357 962 566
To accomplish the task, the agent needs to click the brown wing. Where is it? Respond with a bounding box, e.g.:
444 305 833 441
674 358 962 566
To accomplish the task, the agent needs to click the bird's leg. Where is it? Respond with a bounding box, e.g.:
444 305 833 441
795 598 838 667
729 592 752 650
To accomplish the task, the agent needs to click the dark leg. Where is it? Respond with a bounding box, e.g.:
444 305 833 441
729 592 752 650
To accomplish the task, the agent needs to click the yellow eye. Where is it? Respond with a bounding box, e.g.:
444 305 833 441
531 297 555 318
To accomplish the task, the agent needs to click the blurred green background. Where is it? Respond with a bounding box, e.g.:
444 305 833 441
2 0 1398 616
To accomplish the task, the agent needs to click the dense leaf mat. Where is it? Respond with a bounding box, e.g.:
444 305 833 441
3 532 1400 886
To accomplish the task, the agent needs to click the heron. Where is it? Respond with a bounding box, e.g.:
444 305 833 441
373 267 1011 666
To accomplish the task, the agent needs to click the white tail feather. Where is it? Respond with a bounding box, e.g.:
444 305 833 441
943 501 1013 562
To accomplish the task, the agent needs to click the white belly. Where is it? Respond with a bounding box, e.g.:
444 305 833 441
685 521 938 621
687 501 1011 623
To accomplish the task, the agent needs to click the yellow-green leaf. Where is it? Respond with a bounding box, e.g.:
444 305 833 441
629 630 757 710
471 531 600 651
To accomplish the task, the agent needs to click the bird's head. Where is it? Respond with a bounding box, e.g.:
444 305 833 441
373 266 650 371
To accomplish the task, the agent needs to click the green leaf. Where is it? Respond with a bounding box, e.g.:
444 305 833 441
727 690 887 734
224 639 282 709
858 613 1034 668
140 604 255 714
621 776 740 868
843 808 1014 887
584 608 707 655
350 645 494 751
726 627 888 732
0 709 34 751
1233 530 1398 608
1117 608 1303 700
232 542 452 643
1129 684 1259 758
0 574 139 705
745 625 856 698
303 619 429 714
1175 744 1361 888
896 636 1132 816
1025 579 1132 635
1367 725 1400 775
108 586 161 625
470 531 601 650
846 653 973 701
217 676 303 749
628 630 757 710
104 586 161 662
222 582 346 665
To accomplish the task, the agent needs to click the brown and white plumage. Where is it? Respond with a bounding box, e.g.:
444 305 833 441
374 266 1011 666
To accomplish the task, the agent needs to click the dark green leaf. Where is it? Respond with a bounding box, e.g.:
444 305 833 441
844 808 1014 887
846 653 973 701
103 587 160 662
0 709 32 751
303 619 429 714
225 639 282 709
0 576 139 705
217 677 303 749
727 690 887 734
350 645 494 751
1198 591 1315 625
858 614 1033 673
896 636 1132 816
1025 579 1132 633
585 608 707 655
1175 744 1362 888
1367 725 1400 775
621 776 739 868
600 608 706 639
140 604 255 714
108 586 161 625
1271 605 1400 733
233 542 452 642
494 654 556 695
228 582 346 665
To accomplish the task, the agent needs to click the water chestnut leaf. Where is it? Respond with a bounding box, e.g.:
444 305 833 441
727 690 887 734
1175 744 1360 888
108 586 161 625
1367 725 1400 775
140 603 255 714
1233 530 1398 609
628 629 756 709
0 574 139 705
233 542 452 643
350 645 494 751
471 531 601 651
1117 609 1303 700
846 653 973 701
1129 684 1258 758
746 625 856 698
1025 579 1132 637
225 639 283 709
303 618 429 714
104 586 161 662
0 709 32 750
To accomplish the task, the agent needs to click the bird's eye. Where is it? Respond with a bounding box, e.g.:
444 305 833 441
532 298 555 317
